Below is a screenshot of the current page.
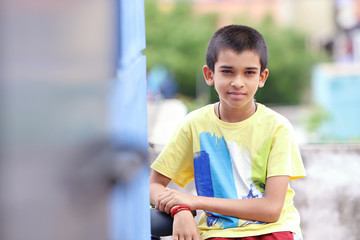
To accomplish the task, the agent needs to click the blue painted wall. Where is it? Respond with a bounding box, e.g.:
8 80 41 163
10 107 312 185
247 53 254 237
312 63 360 141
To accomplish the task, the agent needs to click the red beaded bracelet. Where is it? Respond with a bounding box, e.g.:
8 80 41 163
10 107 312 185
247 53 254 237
170 204 191 218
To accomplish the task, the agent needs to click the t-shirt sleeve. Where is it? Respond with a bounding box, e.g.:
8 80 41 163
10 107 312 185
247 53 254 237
151 120 194 187
267 122 306 181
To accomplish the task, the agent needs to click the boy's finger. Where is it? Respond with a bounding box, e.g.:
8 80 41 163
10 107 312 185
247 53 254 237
164 200 175 214
157 195 172 212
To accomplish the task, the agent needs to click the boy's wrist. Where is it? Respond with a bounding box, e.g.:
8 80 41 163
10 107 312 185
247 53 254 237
172 208 194 220
171 204 191 218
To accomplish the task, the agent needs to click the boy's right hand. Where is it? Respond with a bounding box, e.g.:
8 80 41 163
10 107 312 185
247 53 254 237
172 210 201 240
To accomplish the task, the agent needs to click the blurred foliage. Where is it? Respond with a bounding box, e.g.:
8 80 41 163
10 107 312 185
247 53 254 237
144 1 330 105
250 16 330 104
305 104 332 133
144 1 217 98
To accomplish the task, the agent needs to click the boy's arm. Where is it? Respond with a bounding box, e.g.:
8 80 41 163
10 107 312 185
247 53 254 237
149 170 171 205
157 175 289 223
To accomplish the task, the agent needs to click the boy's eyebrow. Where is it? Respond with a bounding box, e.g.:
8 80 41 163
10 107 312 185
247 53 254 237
219 65 259 70
219 65 233 69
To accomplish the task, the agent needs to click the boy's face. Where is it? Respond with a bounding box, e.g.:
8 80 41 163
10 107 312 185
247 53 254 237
203 49 268 111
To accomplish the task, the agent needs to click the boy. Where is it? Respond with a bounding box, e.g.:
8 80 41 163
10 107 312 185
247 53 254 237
149 25 306 240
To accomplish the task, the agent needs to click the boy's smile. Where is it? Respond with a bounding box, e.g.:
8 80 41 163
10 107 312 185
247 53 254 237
203 49 269 122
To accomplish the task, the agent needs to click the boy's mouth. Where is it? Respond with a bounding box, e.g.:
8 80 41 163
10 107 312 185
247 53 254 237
228 91 247 99
228 91 246 95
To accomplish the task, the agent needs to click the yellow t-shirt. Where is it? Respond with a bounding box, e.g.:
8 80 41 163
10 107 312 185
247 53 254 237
151 103 306 240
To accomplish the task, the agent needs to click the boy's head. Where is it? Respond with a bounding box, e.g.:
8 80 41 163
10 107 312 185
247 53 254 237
206 25 268 74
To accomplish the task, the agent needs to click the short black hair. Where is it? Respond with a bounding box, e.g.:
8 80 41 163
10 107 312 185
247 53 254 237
206 25 268 73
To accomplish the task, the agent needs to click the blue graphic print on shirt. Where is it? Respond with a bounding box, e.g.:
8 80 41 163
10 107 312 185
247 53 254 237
194 132 239 229
194 132 267 229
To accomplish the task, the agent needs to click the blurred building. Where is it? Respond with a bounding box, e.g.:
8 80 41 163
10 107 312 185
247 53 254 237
332 0 360 62
192 0 336 49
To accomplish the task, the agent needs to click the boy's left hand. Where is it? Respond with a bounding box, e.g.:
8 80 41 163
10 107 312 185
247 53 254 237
172 210 201 240
155 188 197 214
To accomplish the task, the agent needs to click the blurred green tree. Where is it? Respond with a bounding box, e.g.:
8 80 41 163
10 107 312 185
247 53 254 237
252 17 329 104
144 1 217 98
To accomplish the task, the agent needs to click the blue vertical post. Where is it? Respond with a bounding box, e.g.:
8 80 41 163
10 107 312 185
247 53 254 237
109 0 149 239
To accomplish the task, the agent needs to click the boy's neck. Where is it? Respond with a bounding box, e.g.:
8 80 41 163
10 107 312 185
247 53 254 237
217 101 257 123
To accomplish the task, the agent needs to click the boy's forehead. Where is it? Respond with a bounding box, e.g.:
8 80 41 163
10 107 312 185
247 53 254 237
217 48 259 57
215 48 261 67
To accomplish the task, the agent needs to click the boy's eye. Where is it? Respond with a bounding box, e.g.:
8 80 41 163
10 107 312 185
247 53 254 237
245 71 256 75
221 70 233 74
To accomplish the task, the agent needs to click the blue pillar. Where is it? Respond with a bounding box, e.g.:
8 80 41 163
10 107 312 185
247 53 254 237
109 0 150 239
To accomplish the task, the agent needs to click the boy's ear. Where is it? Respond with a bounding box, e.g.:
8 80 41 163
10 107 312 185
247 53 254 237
203 65 214 86
258 68 269 88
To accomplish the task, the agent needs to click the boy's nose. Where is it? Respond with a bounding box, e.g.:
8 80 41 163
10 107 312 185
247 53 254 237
230 76 245 88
